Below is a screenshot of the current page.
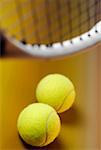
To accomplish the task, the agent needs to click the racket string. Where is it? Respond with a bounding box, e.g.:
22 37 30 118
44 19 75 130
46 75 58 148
0 0 101 45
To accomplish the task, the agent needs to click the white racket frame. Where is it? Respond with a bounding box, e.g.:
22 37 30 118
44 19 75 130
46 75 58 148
8 21 101 58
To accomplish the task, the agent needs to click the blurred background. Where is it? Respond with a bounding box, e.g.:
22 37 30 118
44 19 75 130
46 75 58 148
0 42 101 149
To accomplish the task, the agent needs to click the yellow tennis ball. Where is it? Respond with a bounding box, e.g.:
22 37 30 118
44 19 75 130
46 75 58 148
36 74 76 113
17 103 61 147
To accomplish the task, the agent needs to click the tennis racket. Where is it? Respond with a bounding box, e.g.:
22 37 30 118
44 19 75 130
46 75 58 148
0 0 101 58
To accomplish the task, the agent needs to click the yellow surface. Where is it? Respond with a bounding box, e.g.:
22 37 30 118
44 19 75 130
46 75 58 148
0 50 99 149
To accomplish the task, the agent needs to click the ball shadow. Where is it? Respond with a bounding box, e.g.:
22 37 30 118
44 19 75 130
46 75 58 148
19 135 63 150
59 105 82 125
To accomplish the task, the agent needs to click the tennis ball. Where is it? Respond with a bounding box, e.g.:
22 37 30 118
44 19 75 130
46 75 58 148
17 103 61 147
36 74 76 113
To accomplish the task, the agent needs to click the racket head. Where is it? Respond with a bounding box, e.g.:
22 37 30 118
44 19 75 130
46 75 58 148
0 0 101 58
0 0 100 44
6 21 101 58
